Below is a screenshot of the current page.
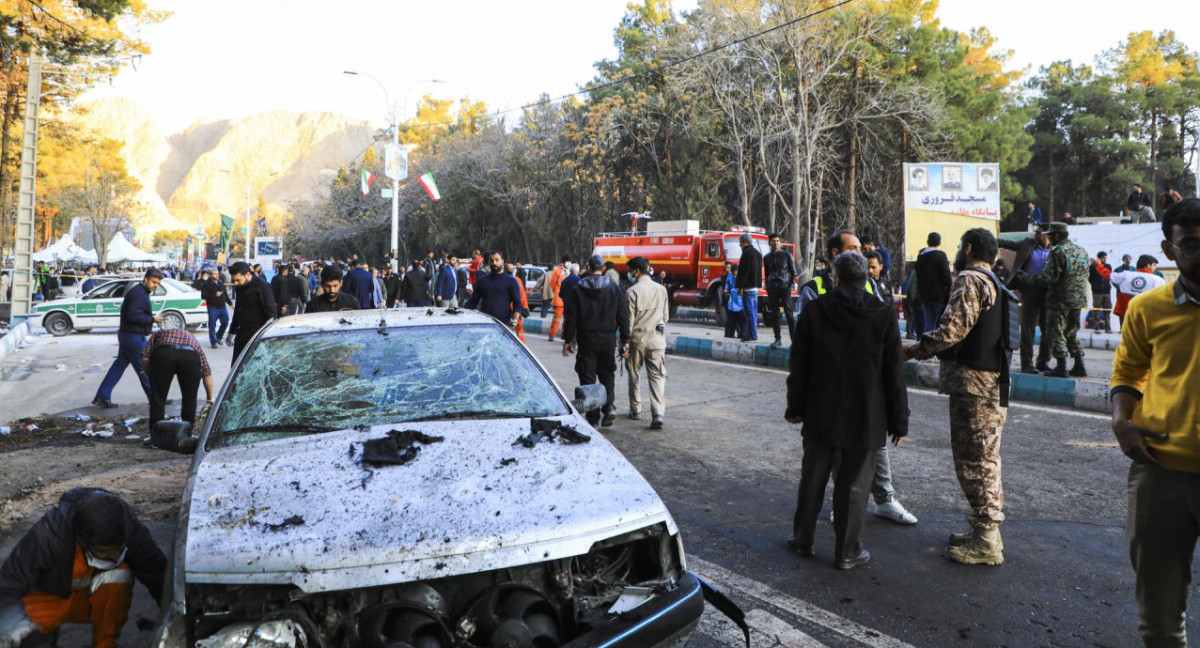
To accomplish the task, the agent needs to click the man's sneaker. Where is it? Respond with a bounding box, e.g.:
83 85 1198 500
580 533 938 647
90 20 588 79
91 397 118 409
874 500 918 525
649 415 664 430
628 410 642 421
600 412 616 427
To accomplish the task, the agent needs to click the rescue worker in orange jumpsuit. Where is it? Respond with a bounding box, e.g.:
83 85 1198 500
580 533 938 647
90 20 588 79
0 489 166 648
548 254 571 342
507 263 530 343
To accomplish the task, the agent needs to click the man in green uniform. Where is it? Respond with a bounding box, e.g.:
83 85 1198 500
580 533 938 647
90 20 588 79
1021 222 1090 378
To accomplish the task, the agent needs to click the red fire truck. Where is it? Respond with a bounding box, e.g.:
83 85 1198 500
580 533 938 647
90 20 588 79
592 220 793 321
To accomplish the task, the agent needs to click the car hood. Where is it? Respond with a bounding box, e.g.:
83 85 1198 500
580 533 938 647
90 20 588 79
183 416 674 592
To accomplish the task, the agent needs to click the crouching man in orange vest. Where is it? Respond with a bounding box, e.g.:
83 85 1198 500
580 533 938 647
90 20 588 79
0 488 167 648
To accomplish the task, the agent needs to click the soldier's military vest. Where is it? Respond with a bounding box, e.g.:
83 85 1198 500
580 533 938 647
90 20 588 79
937 268 1020 405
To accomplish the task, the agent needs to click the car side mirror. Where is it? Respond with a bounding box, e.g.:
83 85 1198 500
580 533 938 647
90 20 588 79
572 384 606 415
150 420 199 455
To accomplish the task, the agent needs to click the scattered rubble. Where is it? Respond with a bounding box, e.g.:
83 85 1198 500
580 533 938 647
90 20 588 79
360 429 445 467
513 418 592 448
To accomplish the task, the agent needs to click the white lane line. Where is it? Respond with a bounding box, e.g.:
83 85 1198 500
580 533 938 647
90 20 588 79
670 354 1112 421
689 556 918 648
697 607 828 647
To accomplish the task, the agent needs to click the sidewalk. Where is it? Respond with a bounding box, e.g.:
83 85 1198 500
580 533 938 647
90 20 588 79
523 312 1115 414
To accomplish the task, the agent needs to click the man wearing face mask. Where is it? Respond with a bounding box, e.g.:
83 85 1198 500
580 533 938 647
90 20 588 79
0 488 166 648
463 250 527 329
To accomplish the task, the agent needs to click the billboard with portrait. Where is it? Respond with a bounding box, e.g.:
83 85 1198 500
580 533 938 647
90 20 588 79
903 162 1000 262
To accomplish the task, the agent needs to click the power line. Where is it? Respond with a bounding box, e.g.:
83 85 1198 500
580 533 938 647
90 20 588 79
22 0 93 40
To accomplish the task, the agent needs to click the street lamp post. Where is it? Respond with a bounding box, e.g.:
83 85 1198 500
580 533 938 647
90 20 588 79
344 72 444 265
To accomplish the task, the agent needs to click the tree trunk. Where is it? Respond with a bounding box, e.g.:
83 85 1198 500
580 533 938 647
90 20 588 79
847 62 860 233
0 58 21 255
1048 151 1055 217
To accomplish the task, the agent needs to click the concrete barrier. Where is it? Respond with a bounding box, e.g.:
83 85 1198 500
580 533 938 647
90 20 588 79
0 320 32 366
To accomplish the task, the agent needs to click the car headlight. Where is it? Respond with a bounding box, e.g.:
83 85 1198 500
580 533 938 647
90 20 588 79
195 619 308 648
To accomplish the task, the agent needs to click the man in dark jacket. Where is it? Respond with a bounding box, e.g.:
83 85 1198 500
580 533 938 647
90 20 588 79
92 269 163 409
0 488 166 648
200 271 232 348
271 264 304 316
763 232 798 348
915 232 952 333
999 225 1052 372
463 250 525 324
436 255 459 308
402 261 429 307
307 265 360 312
786 252 908 570
341 260 376 309
735 233 763 342
225 261 276 365
1127 183 1155 223
563 254 630 427
383 266 403 308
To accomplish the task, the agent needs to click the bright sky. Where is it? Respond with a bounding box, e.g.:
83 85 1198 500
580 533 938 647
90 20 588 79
83 0 1199 135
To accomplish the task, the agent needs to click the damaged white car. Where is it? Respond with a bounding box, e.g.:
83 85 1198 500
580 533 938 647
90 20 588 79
150 310 741 648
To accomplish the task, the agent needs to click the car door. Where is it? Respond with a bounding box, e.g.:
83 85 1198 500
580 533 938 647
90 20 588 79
81 281 128 329
150 283 169 316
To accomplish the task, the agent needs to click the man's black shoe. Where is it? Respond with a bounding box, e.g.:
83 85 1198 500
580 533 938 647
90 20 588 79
786 536 815 557
1043 357 1069 378
1020 365 1039 374
835 549 871 570
1035 359 1051 373
600 413 616 427
742 337 758 343
91 397 118 409
165 398 176 405
649 415 664 430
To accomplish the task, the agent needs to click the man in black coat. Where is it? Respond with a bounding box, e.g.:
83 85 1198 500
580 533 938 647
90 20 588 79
785 252 908 570
0 488 166 647
225 261 276 366
735 233 763 342
915 231 952 334
200 271 232 348
402 260 430 307
307 266 360 312
563 255 630 428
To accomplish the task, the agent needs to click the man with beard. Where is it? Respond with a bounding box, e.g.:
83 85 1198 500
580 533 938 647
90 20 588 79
225 262 276 365
463 250 526 329
907 228 1013 566
306 266 360 312
562 255 630 428
1110 199 1200 646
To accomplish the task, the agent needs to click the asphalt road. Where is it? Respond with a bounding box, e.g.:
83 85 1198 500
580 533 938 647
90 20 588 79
1 326 1194 647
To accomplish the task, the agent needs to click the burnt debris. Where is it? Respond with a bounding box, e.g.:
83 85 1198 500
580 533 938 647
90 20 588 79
513 418 592 449
360 429 446 467
264 515 305 532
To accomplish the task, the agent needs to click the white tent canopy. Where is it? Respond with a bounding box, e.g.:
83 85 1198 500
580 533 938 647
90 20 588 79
105 232 168 264
32 235 98 264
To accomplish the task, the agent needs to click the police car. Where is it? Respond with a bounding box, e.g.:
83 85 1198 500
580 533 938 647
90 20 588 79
31 277 208 336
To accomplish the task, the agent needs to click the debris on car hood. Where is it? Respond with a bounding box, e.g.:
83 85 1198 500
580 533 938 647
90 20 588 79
513 417 591 448
360 429 445 467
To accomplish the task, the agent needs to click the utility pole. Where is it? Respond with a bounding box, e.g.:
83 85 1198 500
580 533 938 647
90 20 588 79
10 50 42 319
245 183 252 263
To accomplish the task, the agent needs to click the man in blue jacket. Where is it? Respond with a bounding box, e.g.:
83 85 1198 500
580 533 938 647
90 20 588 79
341 260 376 309
92 269 163 408
436 255 460 308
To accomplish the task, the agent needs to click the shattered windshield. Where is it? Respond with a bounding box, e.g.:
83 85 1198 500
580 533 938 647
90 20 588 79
210 324 569 447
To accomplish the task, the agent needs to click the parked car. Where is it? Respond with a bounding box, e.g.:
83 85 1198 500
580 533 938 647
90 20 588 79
517 265 548 307
149 310 716 648
29 277 207 336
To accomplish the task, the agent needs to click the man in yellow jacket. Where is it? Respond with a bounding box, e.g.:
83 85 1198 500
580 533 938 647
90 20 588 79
1110 198 1200 647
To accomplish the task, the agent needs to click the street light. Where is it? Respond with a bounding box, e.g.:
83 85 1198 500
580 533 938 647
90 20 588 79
344 71 445 266
220 169 277 262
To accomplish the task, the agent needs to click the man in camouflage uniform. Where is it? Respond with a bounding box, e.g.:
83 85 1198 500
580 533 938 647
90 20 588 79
907 228 1007 565
1022 222 1090 378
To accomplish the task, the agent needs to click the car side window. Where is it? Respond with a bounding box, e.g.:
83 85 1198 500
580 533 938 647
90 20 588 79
154 286 168 297
110 284 127 299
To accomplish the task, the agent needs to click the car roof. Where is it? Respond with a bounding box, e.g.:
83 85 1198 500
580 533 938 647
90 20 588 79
258 308 497 338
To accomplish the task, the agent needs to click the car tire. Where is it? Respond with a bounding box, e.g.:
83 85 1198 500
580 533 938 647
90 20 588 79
43 312 73 337
161 311 186 330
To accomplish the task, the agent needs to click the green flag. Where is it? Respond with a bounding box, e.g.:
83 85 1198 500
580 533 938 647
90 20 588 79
219 214 235 253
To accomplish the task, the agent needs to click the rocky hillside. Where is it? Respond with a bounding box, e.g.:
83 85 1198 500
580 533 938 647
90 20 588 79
69 98 377 238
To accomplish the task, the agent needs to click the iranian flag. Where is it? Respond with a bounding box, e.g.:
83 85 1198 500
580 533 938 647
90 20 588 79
360 169 374 196
418 172 441 201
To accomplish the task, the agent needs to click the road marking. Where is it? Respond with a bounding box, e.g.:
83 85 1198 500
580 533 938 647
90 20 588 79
689 555 919 648
671 355 1112 421
697 606 828 647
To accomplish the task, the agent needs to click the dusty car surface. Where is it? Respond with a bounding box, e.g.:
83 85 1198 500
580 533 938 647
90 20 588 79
152 309 705 648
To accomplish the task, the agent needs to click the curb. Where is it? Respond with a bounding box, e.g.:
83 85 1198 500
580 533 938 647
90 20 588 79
0 320 32 366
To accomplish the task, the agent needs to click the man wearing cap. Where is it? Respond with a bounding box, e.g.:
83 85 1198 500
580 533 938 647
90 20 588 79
1021 222 1090 378
563 255 630 428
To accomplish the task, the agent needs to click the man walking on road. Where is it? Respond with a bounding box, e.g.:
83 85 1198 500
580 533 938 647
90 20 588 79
91 269 163 409
563 255 630 428
463 251 526 330
1110 199 1200 647
1000 225 1052 373
1022 222 1090 378
763 232 798 348
225 261 276 365
908 228 1013 566
786 252 908 570
200 271 231 349
0 488 167 648
735 234 763 342
624 256 669 429
142 327 214 427
915 232 952 334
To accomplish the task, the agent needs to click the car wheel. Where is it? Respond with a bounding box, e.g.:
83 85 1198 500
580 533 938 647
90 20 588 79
43 312 73 337
161 311 186 330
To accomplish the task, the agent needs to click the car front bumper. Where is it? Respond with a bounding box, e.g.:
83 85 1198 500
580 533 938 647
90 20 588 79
563 571 704 648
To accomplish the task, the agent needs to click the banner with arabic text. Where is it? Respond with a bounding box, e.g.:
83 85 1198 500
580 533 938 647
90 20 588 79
903 162 1000 262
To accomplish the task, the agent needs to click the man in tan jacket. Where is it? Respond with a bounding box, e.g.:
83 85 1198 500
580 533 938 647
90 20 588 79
625 256 670 429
